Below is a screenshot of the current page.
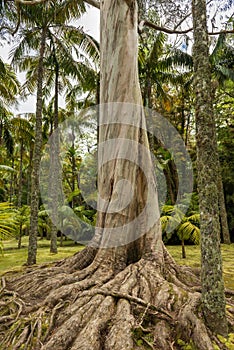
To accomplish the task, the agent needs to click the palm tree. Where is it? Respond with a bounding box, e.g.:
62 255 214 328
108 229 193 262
0 58 20 115
0 58 20 161
9 0 98 263
0 59 20 203
10 115 34 208
0 202 17 253
161 205 200 258
162 33 234 244
15 205 30 249
11 6 98 257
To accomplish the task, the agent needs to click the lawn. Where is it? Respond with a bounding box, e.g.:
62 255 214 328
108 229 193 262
0 236 82 275
0 237 234 290
167 244 234 290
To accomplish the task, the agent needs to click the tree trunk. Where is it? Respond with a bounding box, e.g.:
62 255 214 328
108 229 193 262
17 142 24 249
180 91 186 140
94 0 162 269
181 238 186 259
49 59 60 254
18 223 23 250
192 0 228 335
27 27 47 265
217 170 231 244
27 145 33 206
9 159 14 203
17 141 24 209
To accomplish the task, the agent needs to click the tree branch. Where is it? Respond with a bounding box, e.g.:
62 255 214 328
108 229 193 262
209 29 234 35
15 0 49 4
140 20 234 36
4 0 234 38
139 20 193 34
173 12 192 30
84 0 100 9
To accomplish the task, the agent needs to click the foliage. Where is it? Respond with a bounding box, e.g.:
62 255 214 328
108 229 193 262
15 205 30 231
216 81 234 242
0 202 17 252
161 205 200 243
161 205 200 258
0 58 20 112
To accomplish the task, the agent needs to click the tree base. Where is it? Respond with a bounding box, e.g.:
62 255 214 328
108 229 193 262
0 247 234 350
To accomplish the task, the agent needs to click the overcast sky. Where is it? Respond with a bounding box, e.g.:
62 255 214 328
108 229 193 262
0 7 100 114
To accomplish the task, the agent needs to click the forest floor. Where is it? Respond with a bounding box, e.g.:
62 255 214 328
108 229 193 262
1 237 234 290
1 238 234 349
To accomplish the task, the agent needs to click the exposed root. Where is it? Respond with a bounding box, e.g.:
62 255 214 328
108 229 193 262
0 252 234 350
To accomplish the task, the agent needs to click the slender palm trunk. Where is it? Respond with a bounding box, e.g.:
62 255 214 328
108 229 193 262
181 238 186 259
27 145 33 206
192 0 227 335
185 112 191 146
17 141 23 249
71 130 76 208
49 61 59 254
9 158 14 203
27 27 47 265
17 142 23 208
181 93 186 139
217 170 230 244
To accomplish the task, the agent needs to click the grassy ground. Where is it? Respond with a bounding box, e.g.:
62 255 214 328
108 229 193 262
0 237 234 290
167 244 234 290
0 236 82 275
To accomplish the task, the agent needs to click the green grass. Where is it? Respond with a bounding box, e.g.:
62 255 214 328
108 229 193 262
167 244 234 290
0 236 83 275
0 237 234 290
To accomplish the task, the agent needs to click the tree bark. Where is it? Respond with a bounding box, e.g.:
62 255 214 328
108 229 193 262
17 141 24 249
217 170 231 244
17 141 24 209
192 0 228 335
27 27 47 265
49 59 60 254
181 238 186 259
94 0 163 270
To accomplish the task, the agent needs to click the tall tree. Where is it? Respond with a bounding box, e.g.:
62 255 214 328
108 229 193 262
13 7 99 255
10 115 34 247
163 34 233 243
1 1 234 349
27 23 46 265
0 58 20 114
192 0 228 335
11 0 90 263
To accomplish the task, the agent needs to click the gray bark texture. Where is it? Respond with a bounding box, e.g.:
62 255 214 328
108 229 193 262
192 0 228 335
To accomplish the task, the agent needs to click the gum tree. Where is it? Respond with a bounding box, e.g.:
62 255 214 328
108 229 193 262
0 0 233 349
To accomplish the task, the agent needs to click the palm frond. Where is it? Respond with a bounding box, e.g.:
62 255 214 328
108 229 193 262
161 49 193 71
177 222 200 243
0 202 17 252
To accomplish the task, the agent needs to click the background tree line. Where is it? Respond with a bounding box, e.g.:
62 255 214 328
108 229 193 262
0 0 233 255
